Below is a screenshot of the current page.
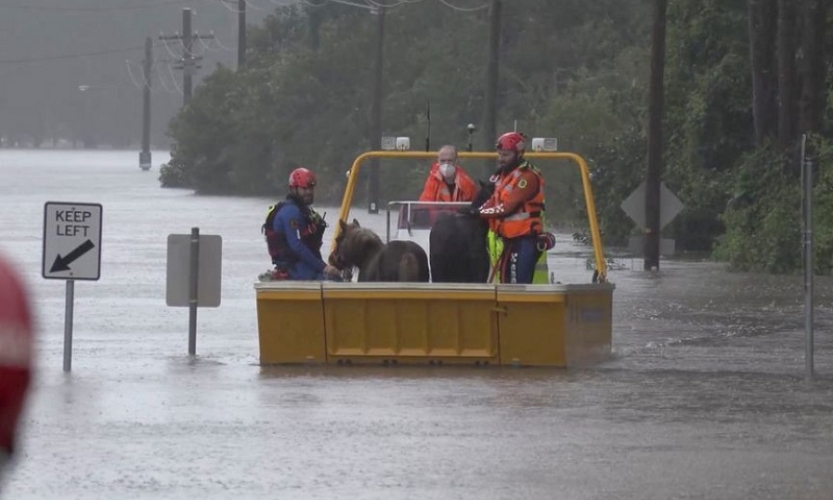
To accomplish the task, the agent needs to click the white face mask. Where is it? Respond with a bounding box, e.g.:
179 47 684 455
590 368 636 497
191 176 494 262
439 162 456 180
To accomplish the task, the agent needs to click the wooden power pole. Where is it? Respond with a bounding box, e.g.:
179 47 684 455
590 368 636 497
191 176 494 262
159 8 213 107
238 0 246 69
140 37 152 171
644 0 667 270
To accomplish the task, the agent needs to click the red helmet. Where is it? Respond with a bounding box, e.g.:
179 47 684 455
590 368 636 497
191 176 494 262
496 132 526 155
288 167 317 189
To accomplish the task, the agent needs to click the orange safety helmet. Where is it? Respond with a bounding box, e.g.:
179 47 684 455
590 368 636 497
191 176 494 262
495 132 527 156
288 167 317 189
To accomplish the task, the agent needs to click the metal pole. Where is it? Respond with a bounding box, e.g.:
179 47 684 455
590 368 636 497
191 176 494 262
386 205 391 243
63 280 75 372
188 227 200 356
368 5 385 214
802 134 814 382
481 0 501 177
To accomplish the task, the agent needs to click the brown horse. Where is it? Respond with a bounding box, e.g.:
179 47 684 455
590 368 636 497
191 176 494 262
329 219 430 282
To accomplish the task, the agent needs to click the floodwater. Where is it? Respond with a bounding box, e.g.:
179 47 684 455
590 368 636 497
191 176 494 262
1 150 832 500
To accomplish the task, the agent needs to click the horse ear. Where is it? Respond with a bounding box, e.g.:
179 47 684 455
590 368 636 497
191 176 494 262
339 219 348 232
352 218 361 227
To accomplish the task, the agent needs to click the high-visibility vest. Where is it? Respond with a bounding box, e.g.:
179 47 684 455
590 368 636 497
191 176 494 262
488 163 545 239
487 227 550 284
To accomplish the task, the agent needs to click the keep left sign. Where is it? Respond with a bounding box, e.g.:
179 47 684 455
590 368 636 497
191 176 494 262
42 202 103 280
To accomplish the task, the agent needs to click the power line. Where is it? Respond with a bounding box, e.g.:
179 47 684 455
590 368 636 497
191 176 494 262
125 59 150 91
434 0 489 12
218 0 268 11
364 0 423 8
0 44 165 65
0 0 192 12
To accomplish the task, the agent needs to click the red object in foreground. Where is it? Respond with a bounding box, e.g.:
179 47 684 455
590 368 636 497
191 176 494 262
0 252 34 459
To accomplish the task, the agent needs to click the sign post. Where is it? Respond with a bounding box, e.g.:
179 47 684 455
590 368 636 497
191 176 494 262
620 181 684 257
42 201 103 372
166 228 222 356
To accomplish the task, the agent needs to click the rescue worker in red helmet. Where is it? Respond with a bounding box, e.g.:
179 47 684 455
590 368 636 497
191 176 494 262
0 252 34 482
476 132 547 284
261 167 342 281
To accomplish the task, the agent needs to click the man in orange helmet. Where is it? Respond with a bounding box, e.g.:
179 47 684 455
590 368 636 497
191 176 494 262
418 145 478 202
476 132 549 284
262 167 342 281
0 252 34 484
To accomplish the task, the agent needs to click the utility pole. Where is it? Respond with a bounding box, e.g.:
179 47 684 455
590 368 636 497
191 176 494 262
140 37 153 171
159 8 213 106
238 0 246 69
368 5 385 214
644 0 667 270
482 0 501 175
182 8 194 103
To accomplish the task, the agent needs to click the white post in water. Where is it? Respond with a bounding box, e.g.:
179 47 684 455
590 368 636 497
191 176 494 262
801 134 814 382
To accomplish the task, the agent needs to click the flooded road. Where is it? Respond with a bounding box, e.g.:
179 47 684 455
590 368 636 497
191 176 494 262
1 150 832 499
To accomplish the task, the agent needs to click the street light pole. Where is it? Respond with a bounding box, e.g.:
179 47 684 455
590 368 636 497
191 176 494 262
481 0 501 176
368 5 385 214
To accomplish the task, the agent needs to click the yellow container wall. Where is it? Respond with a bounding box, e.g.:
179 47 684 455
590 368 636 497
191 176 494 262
255 282 614 368
256 288 326 364
323 286 498 365
564 289 613 366
496 287 567 367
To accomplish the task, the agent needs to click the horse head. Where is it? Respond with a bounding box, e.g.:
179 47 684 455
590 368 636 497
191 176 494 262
328 218 358 269
329 218 382 271
458 179 494 218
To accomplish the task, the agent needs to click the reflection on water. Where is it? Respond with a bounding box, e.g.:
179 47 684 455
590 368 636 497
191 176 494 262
1 150 832 500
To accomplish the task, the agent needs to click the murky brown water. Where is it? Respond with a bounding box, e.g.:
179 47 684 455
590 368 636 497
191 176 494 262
0 150 831 500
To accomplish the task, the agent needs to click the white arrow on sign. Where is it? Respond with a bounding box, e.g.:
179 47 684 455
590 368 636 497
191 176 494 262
620 181 684 230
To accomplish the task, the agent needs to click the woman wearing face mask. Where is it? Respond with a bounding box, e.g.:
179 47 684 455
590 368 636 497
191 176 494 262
418 144 478 202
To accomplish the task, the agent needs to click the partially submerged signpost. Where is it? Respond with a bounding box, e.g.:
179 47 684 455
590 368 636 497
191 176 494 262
620 181 684 257
42 201 103 372
166 228 222 356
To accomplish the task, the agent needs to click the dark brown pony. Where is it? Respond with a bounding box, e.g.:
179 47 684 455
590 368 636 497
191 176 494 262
329 219 430 282
428 180 493 283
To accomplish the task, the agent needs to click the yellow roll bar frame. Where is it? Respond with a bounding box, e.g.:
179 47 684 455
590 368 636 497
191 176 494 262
331 151 608 283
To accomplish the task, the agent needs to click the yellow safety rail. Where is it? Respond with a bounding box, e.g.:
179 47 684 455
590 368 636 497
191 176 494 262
331 151 609 283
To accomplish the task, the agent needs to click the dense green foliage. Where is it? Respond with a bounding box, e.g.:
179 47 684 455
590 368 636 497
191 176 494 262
159 0 833 274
